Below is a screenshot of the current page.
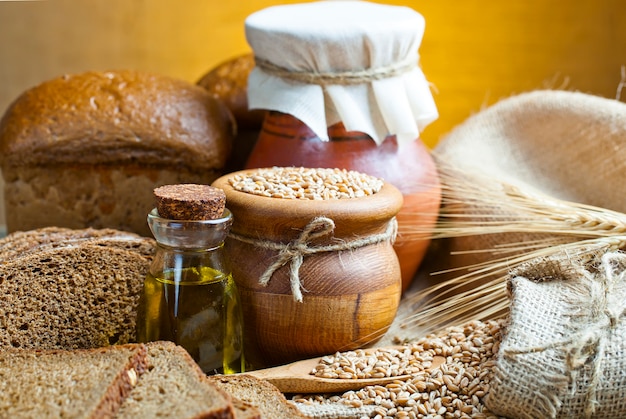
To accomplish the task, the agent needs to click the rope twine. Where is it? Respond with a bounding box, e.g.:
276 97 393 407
503 252 626 418
228 216 398 302
254 56 418 86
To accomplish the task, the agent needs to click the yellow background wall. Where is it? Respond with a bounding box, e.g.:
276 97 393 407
0 0 625 226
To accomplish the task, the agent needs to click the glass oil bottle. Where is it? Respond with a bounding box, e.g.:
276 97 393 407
136 184 244 374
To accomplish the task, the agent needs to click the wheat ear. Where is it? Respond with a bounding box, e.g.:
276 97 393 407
400 163 626 334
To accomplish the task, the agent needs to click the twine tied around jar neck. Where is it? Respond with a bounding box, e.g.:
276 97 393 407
254 56 418 86
228 216 398 302
502 252 626 418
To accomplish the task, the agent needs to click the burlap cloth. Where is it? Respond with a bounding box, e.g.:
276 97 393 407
434 89 626 209
429 89 626 281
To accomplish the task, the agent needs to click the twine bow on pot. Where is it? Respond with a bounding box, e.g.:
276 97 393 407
259 216 334 303
229 216 398 302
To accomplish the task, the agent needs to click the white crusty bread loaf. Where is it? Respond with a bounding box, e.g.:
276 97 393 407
0 69 235 236
207 374 307 419
116 341 236 419
0 344 148 419
0 227 154 349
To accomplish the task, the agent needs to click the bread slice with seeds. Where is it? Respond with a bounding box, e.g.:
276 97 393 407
0 344 148 418
116 341 235 419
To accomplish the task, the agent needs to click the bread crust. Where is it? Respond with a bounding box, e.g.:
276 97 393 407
117 341 236 419
0 226 155 261
207 374 307 418
94 344 149 418
0 69 234 170
197 54 265 130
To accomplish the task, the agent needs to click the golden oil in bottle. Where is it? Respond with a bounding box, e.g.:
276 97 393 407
137 184 244 375
137 265 244 374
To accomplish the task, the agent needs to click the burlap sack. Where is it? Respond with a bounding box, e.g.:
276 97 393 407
430 90 626 279
434 89 626 208
485 251 626 418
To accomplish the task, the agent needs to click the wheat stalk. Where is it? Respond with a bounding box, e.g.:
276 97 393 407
399 163 626 334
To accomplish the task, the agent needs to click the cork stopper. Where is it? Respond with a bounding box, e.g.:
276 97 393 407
154 184 226 221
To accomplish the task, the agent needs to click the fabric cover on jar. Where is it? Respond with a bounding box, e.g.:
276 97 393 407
244 0 438 145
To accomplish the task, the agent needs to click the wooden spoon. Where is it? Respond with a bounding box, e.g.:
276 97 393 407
244 349 446 393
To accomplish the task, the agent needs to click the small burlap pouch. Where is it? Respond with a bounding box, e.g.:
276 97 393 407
485 250 626 418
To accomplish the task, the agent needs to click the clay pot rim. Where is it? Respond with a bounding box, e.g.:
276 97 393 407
212 168 404 239
214 168 402 213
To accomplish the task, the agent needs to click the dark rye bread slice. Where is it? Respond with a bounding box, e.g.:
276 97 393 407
207 374 307 419
116 341 235 419
0 344 148 418
0 226 155 263
0 243 149 349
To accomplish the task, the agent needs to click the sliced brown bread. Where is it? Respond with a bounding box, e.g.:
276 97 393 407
231 400 262 419
116 341 235 419
0 344 148 418
207 374 306 419
0 226 155 262
0 242 149 349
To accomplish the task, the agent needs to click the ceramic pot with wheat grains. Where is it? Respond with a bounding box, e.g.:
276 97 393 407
212 167 403 365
